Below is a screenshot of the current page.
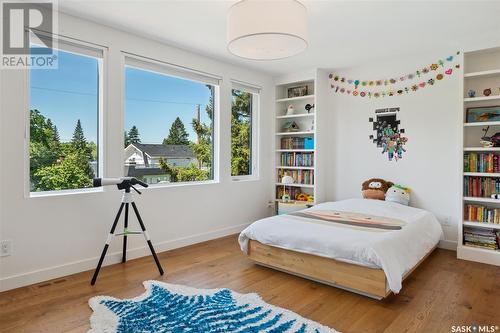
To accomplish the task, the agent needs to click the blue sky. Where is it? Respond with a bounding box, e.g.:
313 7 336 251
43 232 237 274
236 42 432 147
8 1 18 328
30 49 212 143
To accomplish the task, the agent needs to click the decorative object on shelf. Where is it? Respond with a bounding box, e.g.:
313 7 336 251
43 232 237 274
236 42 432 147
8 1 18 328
286 104 295 116
281 173 295 202
304 137 314 149
227 0 308 60
329 51 460 88
305 103 315 113
483 88 492 96
468 89 476 98
369 108 408 161
282 121 300 132
288 85 308 98
480 126 500 147
307 119 315 132
385 184 411 206
466 106 500 123
491 194 500 199
296 193 314 202
361 178 393 201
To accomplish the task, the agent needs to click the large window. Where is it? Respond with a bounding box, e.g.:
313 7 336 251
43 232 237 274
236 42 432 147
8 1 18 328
29 40 102 193
124 56 218 185
231 84 258 178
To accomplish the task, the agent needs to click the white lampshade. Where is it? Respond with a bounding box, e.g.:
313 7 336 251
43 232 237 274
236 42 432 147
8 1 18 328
282 175 295 185
227 0 308 60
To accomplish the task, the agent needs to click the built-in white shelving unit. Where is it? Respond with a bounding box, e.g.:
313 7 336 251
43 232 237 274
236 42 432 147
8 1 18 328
459 46 500 266
273 70 328 210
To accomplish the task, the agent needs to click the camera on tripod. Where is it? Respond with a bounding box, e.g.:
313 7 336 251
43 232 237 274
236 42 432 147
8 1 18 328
90 177 164 285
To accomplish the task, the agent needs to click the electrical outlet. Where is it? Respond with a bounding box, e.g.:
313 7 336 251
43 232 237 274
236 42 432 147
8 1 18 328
442 216 452 226
0 240 12 257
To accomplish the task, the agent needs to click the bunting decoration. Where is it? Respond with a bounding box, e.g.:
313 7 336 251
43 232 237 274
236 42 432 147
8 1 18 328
329 52 460 98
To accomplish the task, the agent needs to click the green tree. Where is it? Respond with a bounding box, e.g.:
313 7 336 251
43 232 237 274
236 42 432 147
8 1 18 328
34 154 93 191
72 119 87 151
163 117 189 145
231 90 252 176
124 131 130 148
127 125 141 144
159 159 208 182
29 110 61 188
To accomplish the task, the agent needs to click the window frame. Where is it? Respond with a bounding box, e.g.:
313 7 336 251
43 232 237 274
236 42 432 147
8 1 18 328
230 81 260 182
122 52 221 187
25 33 107 198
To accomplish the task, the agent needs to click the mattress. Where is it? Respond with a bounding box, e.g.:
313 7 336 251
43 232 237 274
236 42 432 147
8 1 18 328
239 198 443 293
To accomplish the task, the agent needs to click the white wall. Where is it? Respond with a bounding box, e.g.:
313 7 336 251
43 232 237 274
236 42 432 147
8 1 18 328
325 47 500 248
0 12 274 291
328 51 462 241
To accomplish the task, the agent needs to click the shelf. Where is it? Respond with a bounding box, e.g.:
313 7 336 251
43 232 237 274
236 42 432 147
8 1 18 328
463 197 500 204
276 131 314 136
276 95 315 103
276 113 314 119
275 183 314 188
460 245 500 254
464 172 500 177
457 245 500 265
464 69 500 78
464 95 500 102
464 147 500 152
463 221 500 230
276 166 314 170
276 149 314 152
464 121 500 127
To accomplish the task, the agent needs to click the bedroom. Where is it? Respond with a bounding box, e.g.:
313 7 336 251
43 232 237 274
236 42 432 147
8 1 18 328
0 1 499 332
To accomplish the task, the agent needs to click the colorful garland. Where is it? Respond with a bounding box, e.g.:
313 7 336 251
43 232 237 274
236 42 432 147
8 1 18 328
329 51 460 89
330 64 460 98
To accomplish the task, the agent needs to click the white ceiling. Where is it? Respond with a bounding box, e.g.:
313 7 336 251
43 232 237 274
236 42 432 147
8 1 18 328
58 0 500 76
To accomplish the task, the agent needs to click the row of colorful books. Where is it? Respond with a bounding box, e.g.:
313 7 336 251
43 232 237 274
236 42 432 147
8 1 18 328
280 137 314 150
279 152 314 167
276 186 302 200
464 204 500 224
464 153 500 173
463 226 499 251
463 176 500 197
277 169 314 185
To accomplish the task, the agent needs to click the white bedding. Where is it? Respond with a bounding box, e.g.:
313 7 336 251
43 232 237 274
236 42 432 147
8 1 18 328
238 198 443 293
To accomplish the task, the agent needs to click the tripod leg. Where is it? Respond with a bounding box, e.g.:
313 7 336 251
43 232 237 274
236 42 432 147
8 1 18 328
122 203 129 263
131 202 164 275
91 203 125 285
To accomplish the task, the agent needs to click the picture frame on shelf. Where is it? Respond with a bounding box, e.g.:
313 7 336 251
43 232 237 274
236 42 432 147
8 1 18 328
287 85 308 98
466 106 500 123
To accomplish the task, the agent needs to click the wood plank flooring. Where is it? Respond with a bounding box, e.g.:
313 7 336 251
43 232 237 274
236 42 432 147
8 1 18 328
0 235 499 333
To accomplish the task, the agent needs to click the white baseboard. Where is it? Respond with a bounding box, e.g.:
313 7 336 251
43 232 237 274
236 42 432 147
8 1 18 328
438 239 457 251
0 223 250 292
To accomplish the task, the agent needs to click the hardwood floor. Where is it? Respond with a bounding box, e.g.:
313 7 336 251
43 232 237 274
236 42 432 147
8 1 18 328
0 235 499 333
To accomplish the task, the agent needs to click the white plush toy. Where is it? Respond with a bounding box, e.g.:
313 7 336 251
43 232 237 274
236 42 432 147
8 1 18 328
385 184 410 206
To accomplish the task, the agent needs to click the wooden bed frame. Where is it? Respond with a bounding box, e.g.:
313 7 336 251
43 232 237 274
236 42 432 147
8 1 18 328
247 240 436 300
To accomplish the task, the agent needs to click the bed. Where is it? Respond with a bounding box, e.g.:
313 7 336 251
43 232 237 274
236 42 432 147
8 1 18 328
238 198 443 299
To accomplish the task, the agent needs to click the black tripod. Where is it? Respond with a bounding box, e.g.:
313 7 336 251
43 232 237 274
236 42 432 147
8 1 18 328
91 178 164 285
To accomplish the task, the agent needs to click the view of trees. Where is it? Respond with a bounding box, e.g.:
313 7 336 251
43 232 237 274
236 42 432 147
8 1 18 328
30 110 96 192
31 86 253 191
231 90 252 176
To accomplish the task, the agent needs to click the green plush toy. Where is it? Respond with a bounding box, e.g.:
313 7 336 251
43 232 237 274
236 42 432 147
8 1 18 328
385 184 411 206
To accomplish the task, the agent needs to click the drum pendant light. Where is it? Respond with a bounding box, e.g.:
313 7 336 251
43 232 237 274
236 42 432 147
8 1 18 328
227 0 308 60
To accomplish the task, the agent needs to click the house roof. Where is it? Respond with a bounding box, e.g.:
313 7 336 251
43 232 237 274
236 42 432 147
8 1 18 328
130 143 195 158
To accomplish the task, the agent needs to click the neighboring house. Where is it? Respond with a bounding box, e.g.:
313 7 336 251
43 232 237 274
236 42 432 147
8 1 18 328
124 143 197 184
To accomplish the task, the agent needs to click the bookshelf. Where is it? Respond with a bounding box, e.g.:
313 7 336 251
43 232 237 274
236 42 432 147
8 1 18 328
273 70 327 211
459 46 500 266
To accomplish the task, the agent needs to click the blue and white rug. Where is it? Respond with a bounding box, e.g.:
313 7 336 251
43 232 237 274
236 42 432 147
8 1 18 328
88 280 338 333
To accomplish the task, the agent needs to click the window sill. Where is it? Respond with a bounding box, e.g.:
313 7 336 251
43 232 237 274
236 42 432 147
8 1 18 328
142 179 219 190
231 176 259 182
29 187 103 198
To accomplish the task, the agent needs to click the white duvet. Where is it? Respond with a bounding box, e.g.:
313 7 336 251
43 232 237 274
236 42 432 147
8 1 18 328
239 198 443 293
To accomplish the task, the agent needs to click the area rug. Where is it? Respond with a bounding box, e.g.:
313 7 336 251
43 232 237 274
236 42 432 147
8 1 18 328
88 280 338 333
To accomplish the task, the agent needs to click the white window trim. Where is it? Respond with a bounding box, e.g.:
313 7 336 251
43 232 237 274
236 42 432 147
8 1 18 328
122 53 221 186
25 34 108 198
231 81 260 182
